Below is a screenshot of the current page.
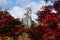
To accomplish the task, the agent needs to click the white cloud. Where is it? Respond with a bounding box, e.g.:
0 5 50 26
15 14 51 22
17 0 31 7
8 6 38 23
0 0 7 5
26 1 46 14
31 13 38 23
0 0 54 24
10 0 53 23
11 0 45 21
9 6 37 19
8 6 25 19
25 1 46 23
0 0 8 9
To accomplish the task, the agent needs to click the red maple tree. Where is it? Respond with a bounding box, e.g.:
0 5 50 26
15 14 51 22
0 11 25 37
27 5 60 40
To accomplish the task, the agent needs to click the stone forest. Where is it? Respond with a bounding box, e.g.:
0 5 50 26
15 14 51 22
0 0 60 40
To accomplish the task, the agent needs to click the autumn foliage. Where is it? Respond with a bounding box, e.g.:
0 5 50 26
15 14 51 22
0 11 25 37
26 5 60 40
0 1 60 40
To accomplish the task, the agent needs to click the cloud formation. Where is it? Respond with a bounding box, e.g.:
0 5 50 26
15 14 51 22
9 6 25 19
0 0 8 9
8 0 53 23
17 0 31 7
9 0 52 22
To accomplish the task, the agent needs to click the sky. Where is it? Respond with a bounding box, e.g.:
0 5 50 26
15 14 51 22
0 0 54 23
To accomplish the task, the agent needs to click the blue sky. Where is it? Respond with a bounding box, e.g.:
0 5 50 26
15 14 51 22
0 0 54 23
7 0 43 9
